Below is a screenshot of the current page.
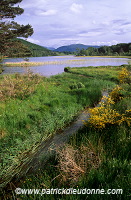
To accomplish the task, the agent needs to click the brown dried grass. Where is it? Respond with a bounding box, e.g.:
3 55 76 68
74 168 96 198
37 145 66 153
56 139 103 185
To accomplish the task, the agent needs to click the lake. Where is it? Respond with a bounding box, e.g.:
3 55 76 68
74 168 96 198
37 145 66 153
2 56 130 76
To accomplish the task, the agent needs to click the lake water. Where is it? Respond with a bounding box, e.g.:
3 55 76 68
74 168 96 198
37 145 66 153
2 56 130 77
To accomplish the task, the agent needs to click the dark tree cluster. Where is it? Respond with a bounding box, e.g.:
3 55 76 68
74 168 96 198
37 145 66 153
76 43 131 56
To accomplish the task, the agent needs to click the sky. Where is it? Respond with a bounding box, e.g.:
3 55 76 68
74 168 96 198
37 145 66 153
15 0 131 48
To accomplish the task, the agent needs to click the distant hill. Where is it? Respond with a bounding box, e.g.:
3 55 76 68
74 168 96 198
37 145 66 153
55 44 100 53
45 47 56 51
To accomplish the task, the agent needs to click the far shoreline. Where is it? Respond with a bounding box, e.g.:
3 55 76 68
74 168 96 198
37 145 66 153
75 55 131 58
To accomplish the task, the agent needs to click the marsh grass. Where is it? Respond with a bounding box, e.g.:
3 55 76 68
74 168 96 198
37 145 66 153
1 66 130 199
0 71 111 184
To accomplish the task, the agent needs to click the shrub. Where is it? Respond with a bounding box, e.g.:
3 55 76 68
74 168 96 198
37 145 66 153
69 82 78 90
118 67 131 84
77 82 85 89
64 67 71 72
69 82 85 90
0 72 41 100
85 94 131 129
109 85 123 102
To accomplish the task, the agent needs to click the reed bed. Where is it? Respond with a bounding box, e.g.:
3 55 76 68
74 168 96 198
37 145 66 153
4 59 104 67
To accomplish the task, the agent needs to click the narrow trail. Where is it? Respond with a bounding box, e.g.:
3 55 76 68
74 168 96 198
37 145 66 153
1 91 108 188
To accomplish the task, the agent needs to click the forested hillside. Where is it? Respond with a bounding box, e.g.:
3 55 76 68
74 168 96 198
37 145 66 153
76 43 131 56
3 38 58 57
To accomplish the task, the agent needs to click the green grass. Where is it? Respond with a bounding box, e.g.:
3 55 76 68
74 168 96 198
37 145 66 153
66 65 123 83
1 65 130 199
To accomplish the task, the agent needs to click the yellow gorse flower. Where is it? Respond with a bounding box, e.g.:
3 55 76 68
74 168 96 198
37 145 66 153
87 106 121 129
118 67 131 84
109 85 123 102
85 66 131 129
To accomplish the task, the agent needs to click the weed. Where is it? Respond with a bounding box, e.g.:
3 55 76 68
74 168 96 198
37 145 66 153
0 71 41 100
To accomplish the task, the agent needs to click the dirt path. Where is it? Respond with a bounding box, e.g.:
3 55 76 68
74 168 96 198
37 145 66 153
1 91 108 188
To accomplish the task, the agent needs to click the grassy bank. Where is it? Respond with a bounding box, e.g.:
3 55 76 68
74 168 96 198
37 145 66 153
64 65 130 82
1 65 130 199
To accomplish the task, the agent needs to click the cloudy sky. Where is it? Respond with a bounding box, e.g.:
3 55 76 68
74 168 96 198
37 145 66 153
15 0 131 48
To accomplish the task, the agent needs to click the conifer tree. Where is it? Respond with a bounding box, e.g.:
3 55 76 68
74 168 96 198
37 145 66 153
0 0 33 55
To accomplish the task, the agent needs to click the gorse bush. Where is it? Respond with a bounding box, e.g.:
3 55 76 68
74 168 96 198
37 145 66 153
85 96 120 129
85 67 131 129
86 101 130 129
118 67 131 84
109 85 123 102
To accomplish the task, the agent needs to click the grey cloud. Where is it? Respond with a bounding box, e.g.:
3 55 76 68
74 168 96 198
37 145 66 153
112 19 125 24
79 28 102 34
121 22 131 26
112 28 128 35
112 19 131 26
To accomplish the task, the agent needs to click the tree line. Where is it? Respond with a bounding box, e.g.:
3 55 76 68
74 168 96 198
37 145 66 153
76 43 131 56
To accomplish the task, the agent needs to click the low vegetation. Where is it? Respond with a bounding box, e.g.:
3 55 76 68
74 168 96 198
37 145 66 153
1 69 114 187
0 56 4 74
1 65 130 199
0 66 3 74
